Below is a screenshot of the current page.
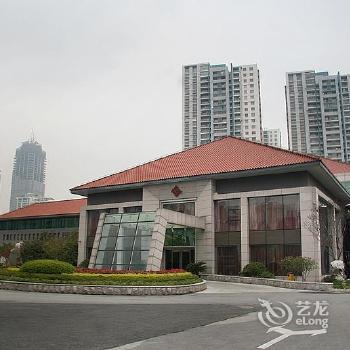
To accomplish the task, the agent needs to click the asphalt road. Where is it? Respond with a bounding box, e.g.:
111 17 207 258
0 282 348 350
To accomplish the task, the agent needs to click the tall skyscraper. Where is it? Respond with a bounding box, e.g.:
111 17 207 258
285 70 350 161
9 137 46 211
182 63 262 149
263 128 282 148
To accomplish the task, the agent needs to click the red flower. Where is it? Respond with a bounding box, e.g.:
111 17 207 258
75 268 185 274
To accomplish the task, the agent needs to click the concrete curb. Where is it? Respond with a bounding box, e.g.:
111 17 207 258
202 274 350 293
0 280 207 295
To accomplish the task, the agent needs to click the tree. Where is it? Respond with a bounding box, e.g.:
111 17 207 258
304 204 345 262
21 233 78 265
57 233 78 266
21 240 45 263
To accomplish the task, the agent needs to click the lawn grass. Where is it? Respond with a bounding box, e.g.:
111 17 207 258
0 268 202 286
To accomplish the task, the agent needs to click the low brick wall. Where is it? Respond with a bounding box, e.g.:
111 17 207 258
202 274 336 292
0 280 206 295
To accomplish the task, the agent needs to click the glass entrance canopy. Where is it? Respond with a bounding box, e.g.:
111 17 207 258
94 212 155 270
90 210 205 271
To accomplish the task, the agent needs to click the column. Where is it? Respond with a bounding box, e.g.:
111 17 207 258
300 187 322 281
77 207 88 265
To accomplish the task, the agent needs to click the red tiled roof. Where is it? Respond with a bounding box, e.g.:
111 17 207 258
0 199 87 220
320 157 350 174
71 137 322 192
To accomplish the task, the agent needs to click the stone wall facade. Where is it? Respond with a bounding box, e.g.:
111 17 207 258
77 179 343 281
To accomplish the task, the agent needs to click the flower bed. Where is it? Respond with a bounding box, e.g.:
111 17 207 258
0 267 201 286
75 268 185 274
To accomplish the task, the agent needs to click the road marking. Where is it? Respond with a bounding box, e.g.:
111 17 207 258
257 327 327 349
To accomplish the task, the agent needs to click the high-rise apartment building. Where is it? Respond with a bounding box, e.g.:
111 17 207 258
9 138 46 211
286 70 350 161
182 63 262 149
263 128 281 148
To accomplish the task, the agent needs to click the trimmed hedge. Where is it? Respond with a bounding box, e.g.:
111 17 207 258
0 268 201 286
20 260 75 275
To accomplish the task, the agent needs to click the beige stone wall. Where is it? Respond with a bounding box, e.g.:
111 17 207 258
143 180 215 273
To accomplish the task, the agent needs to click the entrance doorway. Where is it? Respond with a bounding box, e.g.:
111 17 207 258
164 248 195 270
217 246 240 275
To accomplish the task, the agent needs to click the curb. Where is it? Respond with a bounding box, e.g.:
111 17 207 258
201 274 350 293
0 280 207 295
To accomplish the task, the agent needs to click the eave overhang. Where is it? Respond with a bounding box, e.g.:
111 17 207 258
71 160 350 203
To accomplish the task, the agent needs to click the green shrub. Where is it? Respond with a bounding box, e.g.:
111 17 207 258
21 233 78 266
186 261 206 276
240 262 267 277
42 233 78 266
280 256 318 281
333 279 345 289
78 259 90 268
21 240 45 263
59 233 78 265
20 259 75 274
0 268 201 286
259 270 275 278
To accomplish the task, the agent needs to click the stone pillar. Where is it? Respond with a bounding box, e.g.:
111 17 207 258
240 197 249 270
146 211 167 271
77 207 88 265
88 212 106 269
195 180 215 274
300 187 322 281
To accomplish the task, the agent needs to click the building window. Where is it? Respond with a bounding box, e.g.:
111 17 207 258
248 194 301 274
214 199 241 232
162 202 195 215
214 199 241 275
164 227 195 246
123 206 142 213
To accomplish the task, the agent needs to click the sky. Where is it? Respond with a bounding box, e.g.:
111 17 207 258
0 0 350 214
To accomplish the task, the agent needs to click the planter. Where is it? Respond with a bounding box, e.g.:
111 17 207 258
0 279 206 295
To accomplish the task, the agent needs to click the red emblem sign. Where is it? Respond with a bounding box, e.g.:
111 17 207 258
171 185 182 197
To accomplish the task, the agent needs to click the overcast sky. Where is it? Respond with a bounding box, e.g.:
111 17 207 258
0 0 349 214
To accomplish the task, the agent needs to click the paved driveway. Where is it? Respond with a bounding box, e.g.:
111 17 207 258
0 281 347 350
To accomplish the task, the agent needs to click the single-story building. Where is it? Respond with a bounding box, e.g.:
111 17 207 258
70 137 350 280
0 199 86 245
